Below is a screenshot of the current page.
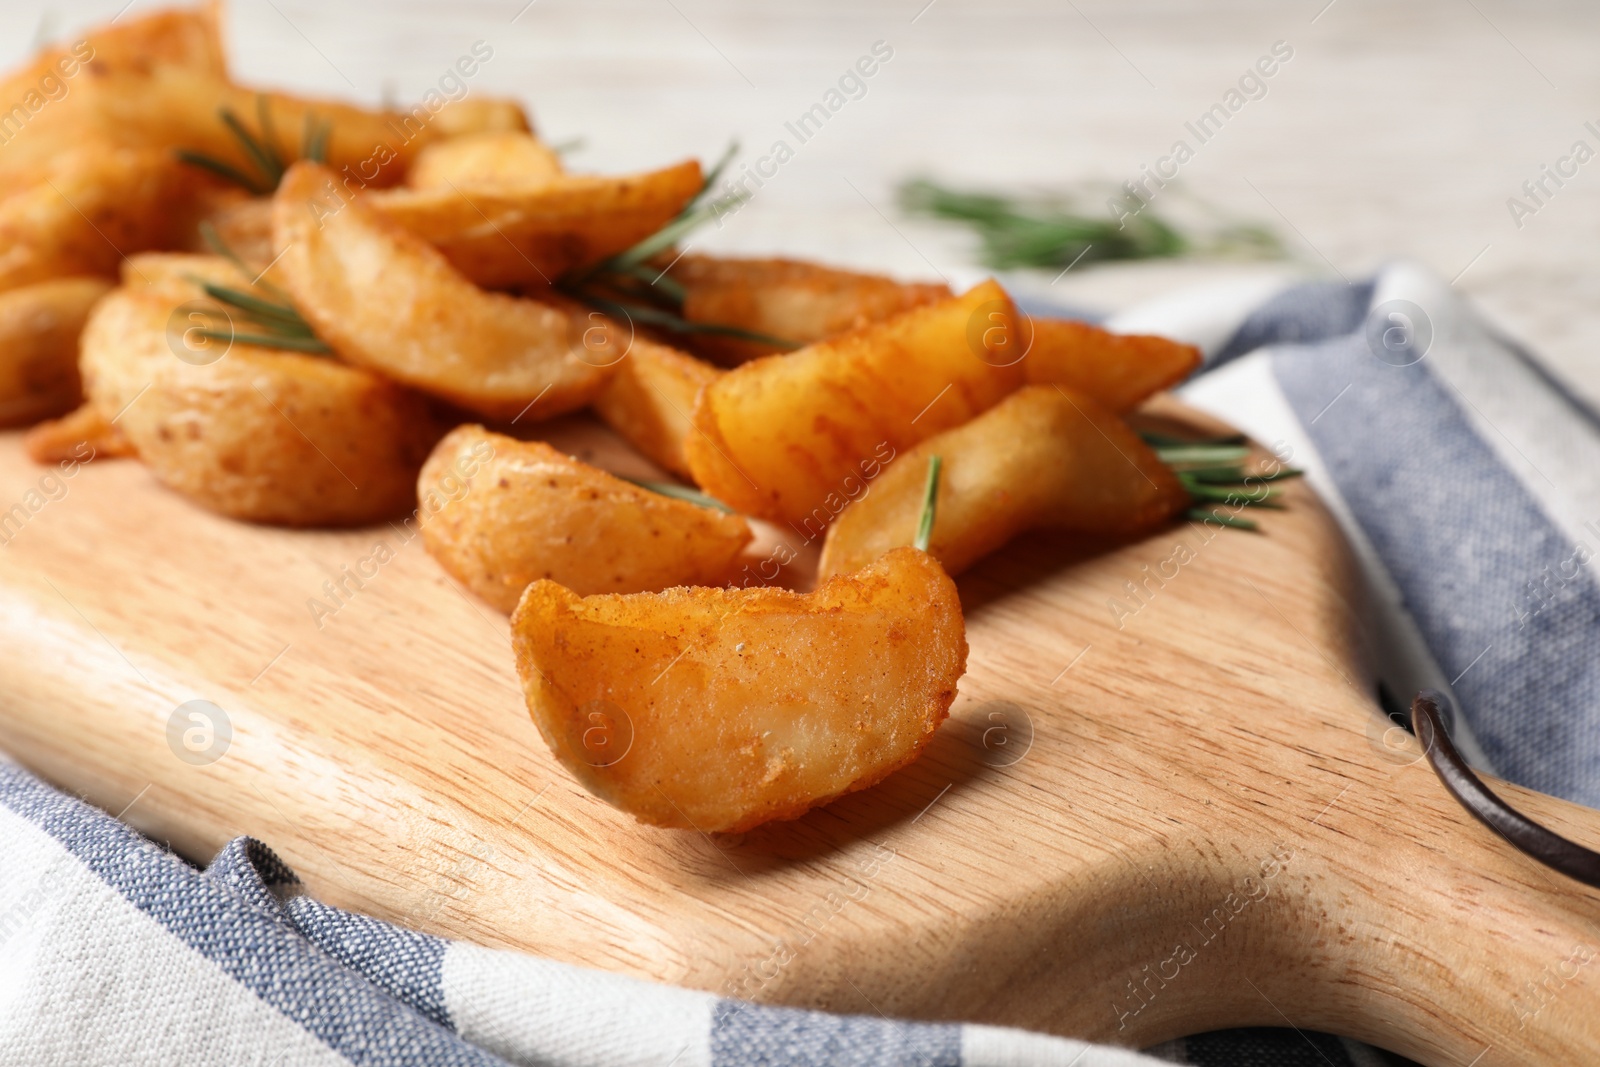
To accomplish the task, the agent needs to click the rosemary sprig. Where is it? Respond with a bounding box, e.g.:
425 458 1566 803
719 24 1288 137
198 221 293 304
898 179 1284 271
1145 432 1302 533
559 141 801 352
914 455 943 552
1155 444 1253 468
182 230 331 355
175 96 332 194
899 179 1185 270
577 290 800 350
618 475 735 513
196 283 329 354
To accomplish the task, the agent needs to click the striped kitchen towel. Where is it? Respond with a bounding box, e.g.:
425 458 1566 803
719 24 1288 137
2 259 1596 1066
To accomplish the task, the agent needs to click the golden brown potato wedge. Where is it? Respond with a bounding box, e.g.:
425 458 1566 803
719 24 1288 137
79 284 439 526
590 340 719 479
428 98 532 139
819 386 1189 579
406 131 563 190
671 254 950 364
190 196 275 274
420 425 752 612
23 401 134 464
1022 317 1201 413
11 4 228 85
0 147 205 293
0 277 112 426
275 162 618 421
367 159 702 288
0 60 451 194
119 251 283 302
685 279 1027 529
0 2 226 153
511 545 966 832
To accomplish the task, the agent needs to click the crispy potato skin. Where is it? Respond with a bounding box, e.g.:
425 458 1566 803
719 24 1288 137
1 67 431 193
23 402 134 465
367 160 702 288
80 284 440 526
511 546 967 832
275 162 617 421
673 254 950 364
819 386 1190 579
420 425 752 612
5 5 227 85
192 197 275 274
0 4 226 151
0 148 206 294
590 340 720 479
685 279 1027 528
1022 318 1201 413
427 99 532 139
406 131 563 190
0 277 112 426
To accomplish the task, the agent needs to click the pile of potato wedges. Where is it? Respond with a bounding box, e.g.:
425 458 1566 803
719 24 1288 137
4 6 1209 833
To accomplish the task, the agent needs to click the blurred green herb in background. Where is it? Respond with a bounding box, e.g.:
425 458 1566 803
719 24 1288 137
898 178 1283 272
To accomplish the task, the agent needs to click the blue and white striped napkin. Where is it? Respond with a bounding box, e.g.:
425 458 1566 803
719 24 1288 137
3 260 1596 1066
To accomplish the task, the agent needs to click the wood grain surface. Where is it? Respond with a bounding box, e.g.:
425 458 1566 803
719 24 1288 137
1 399 1597 1065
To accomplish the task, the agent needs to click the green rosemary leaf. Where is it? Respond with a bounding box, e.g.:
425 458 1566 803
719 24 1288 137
1183 465 1303 485
218 107 283 190
899 178 1186 270
609 194 748 273
302 113 331 165
197 223 295 304
610 261 689 304
1186 507 1258 531
571 292 798 350
1181 479 1282 507
192 329 332 354
1155 444 1253 467
200 283 308 327
618 475 735 512
914 454 943 553
1139 430 1247 448
174 149 271 196
690 139 740 212
549 136 586 156
1181 465 1247 484
255 94 285 177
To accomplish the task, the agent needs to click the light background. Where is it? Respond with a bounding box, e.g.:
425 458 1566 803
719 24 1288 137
5 0 1596 403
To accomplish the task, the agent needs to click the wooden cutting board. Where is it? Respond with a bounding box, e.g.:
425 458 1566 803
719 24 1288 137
1 399 1597 1066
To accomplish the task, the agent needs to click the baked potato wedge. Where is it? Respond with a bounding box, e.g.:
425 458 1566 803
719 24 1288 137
367 159 702 288
420 425 752 612
406 131 563 190
192 196 274 274
274 162 618 420
684 279 1026 529
671 254 950 364
3 4 227 88
0 2 225 156
0 147 204 293
590 340 720 479
511 546 966 832
79 283 439 525
819 386 1189 579
1 66 429 193
1023 317 1200 412
428 98 533 139
0 277 113 426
